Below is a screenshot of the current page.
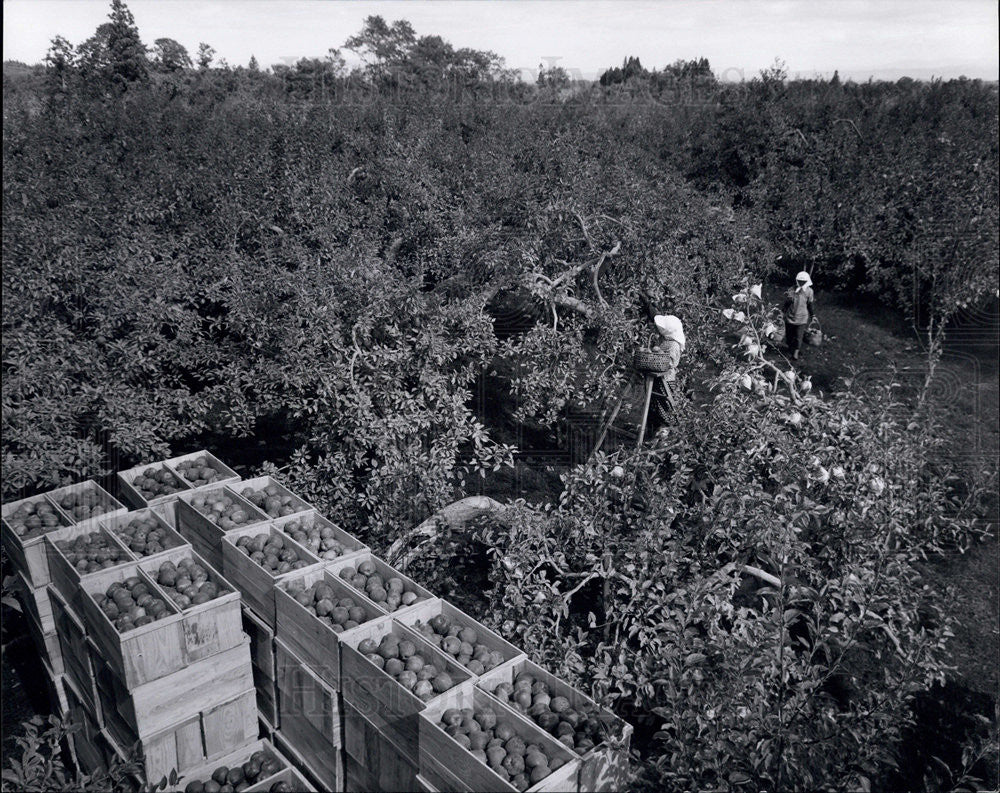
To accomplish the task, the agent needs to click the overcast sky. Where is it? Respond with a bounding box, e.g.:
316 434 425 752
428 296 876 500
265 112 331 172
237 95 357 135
4 0 998 82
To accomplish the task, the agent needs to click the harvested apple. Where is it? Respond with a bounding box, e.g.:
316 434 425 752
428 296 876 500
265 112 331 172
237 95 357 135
284 579 372 632
491 673 613 755
278 517 350 561
174 456 226 486
234 532 312 575
181 751 283 793
239 483 305 519
436 705 567 790
55 531 131 574
55 489 112 523
410 615 507 673
97 575 175 633
362 633 458 701
4 498 66 539
335 562 426 611
190 490 262 531
110 514 180 558
155 557 227 609
131 466 185 501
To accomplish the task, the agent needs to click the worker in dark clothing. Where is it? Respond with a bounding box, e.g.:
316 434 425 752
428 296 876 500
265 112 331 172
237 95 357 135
783 271 815 360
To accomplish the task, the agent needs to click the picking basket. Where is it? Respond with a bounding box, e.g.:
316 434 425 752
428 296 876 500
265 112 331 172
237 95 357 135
633 334 674 374
805 318 823 346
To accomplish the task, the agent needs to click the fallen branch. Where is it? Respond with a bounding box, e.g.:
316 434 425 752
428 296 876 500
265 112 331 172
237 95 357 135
385 495 506 566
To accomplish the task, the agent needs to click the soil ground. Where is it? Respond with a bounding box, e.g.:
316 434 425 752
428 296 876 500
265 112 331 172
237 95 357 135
2 289 997 787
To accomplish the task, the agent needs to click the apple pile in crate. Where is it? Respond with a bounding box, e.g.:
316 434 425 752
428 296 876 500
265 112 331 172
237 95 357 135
234 532 312 575
154 558 227 609
411 614 506 675
357 633 456 702
178 750 285 793
132 466 186 501
280 518 350 560
113 514 175 558
336 559 422 611
54 532 131 574
239 484 300 519
100 576 175 632
174 456 228 486
284 579 370 633
6 499 62 538
491 672 612 756
438 705 570 791
190 493 260 531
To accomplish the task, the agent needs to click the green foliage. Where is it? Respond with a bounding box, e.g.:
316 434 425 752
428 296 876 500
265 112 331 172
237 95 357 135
150 39 191 73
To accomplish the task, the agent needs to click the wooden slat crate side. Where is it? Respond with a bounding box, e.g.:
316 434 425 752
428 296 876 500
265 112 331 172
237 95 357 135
343 700 420 792
113 640 254 739
99 509 191 565
76 562 190 689
221 524 324 627
325 551 436 614
163 450 241 492
274 565 387 691
46 480 127 530
419 685 581 793
13 569 55 633
393 597 527 676
270 508 369 563
201 687 258 759
415 772 442 793
418 753 473 793
344 751 420 793
24 616 65 678
272 728 344 793
40 656 69 719
245 764 317 792
52 591 100 720
3 493 76 587
476 658 633 793
45 522 138 613
274 640 342 751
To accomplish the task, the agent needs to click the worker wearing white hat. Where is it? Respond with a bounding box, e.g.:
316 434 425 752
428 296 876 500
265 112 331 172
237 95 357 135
782 271 815 360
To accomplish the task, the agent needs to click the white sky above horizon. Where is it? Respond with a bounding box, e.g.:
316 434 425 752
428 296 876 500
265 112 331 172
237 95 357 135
3 0 998 82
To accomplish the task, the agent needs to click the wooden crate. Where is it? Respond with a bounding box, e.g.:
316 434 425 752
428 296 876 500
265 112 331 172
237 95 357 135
174 738 314 793
47 480 126 530
326 551 436 614
243 605 278 729
271 509 369 563
100 508 190 565
41 656 69 718
274 565 386 691
339 615 474 759
135 546 242 630
165 450 241 492
246 763 316 792
99 679 259 787
272 728 342 793
91 637 253 740
51 588 100 719
274 639 344 789
2 492 74 587
221 523 324 627
117 462 194 510
45 522 137 612
77 561 243 688
64 672 111 775
12 569 55 634
231 475 315 520
175 486 270 571
23 610 65 677
477 659 633 793
415 772 441 793
343 700 420 792
419 685 580 793
394 598 526 676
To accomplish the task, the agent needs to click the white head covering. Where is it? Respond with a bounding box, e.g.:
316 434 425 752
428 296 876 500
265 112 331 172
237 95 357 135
654 314 685 350
795 271 813 291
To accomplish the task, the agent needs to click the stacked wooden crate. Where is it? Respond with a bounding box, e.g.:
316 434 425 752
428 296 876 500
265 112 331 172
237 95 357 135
1 481 128 719
6 452 635 792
